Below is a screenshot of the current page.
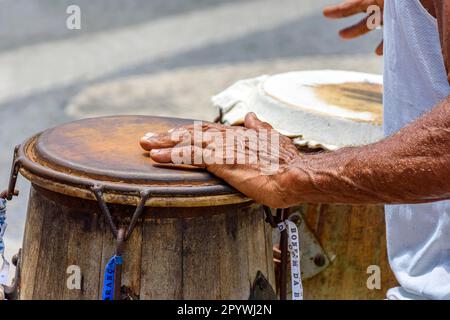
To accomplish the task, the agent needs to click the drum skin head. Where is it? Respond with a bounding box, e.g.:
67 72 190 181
35 115 213 184
18 116 249 206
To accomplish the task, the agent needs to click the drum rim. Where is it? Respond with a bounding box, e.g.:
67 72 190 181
16 135 252 207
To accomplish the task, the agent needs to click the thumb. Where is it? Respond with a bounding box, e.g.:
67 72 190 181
244 112 273 130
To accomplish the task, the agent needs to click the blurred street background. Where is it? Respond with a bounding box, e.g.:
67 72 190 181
0 0 383 264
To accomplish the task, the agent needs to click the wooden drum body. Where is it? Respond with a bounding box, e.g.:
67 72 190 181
300 204 397 300
12 116 275 300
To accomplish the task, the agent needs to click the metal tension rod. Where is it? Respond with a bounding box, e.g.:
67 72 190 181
92 186 151 300
263 206 289 300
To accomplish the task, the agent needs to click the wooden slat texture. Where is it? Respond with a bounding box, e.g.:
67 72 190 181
302 204 397 299
19 188 45 300
140 216 183 299
263 215 277 289
63 211 103 300
217 208 248 299
121 224 143 299
243 205 273 296
31 190 70 299
20 188 274 300
182 213 222 299
98 221 114 299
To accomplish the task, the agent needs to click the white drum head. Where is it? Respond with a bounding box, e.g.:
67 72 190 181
214 70 383 150
262 70 382 125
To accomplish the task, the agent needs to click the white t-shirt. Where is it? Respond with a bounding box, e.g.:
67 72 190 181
384 0 450 299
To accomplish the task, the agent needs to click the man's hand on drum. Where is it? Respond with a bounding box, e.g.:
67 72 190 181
323 0 384 55
140 113 302 208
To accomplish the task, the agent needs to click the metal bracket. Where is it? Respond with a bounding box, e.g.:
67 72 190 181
289 210 330 280
271 208 330 280
91 186 151 300
2 145 21 201
263 206 288 300
113 228 125 300
92 186 151 240
249 271 277 300
0 147 23 300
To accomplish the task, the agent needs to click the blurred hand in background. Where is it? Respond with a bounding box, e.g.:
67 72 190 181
323 0 384 55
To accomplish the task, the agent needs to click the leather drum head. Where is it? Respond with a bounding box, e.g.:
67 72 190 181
19 116 248 207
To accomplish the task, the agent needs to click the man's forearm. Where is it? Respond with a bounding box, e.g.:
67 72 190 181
286 96 450 205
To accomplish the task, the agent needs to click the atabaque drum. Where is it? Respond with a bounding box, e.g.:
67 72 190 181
10 115 276 300
214 70 398 299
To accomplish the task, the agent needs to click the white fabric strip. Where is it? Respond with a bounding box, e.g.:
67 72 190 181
278 219 303 300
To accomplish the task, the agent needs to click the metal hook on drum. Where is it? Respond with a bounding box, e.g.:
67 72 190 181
0 147 23 300
92 186 151 300
263 206 289 300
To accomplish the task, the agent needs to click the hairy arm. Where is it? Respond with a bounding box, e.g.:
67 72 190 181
286 97 450 205
278 0 450 206
141 99 450 208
